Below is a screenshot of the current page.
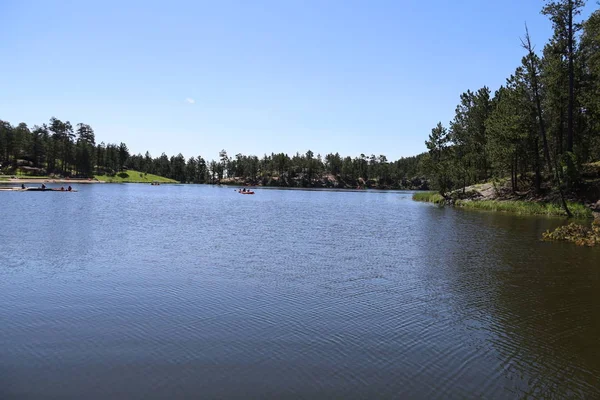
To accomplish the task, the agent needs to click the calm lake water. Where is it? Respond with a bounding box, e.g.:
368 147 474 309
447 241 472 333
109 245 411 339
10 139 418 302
1 184 599 399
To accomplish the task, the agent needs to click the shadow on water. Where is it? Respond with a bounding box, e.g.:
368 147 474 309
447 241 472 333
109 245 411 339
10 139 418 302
417 204 600 398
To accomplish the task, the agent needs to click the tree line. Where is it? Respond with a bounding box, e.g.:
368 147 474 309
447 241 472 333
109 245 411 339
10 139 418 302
425 0 600 203
0 117 428 188
0 118 130 178
6 1 590 191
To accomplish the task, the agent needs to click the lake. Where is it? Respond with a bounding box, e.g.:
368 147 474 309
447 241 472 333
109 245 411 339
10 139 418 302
1 184 599 399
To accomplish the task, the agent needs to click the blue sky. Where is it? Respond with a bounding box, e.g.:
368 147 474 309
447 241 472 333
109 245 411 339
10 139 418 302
1 0 597 161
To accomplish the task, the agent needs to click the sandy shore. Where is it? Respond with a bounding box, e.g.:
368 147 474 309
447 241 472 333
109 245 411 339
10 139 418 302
0 178 105 184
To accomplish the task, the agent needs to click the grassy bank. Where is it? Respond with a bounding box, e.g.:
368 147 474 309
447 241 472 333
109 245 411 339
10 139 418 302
412 191 445 204
413 191 592 218
94 170 177 183
455 199 592 218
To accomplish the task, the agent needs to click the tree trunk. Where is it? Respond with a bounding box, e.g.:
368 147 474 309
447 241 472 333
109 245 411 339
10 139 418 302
523 29 553 176
511 153 517 193
534 138 542 193
522 26 571 216
559 101 565 156
567 0 575 152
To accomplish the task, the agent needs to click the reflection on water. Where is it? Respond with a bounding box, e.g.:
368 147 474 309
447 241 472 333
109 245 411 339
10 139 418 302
1 184 599 399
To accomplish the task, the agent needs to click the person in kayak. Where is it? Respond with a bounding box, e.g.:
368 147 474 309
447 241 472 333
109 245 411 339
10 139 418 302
41 183 46 189
21 184 25 189
67 186 72 191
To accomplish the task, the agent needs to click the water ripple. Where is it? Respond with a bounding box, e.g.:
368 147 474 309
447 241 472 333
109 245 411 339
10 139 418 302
1 185 600 399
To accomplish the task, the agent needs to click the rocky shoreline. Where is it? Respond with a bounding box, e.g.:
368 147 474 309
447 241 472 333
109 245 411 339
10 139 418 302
445 181 600 217
217 174 429 191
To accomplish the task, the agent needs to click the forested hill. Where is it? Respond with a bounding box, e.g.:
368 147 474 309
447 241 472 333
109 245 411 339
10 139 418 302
3 1 600 193
424 1 600 199
0 119 428 189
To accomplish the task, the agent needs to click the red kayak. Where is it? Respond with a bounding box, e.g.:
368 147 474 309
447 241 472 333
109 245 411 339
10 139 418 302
239 191 255 194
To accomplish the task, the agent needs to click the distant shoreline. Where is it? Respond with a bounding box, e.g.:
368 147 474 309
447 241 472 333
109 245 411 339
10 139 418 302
221 185 408 193
0 178 105 184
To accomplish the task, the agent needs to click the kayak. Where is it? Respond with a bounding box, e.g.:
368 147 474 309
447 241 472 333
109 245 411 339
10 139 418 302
239 191 255 195
0 188 79 192
26 188 77 192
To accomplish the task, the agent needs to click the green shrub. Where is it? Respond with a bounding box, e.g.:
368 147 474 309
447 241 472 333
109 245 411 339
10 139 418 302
412 191 445 204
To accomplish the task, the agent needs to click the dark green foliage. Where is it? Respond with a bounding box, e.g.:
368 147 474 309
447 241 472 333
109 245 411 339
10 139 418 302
425 122 453 195
1 114 429 186
204 149 429 188
75 123 95 177
425 1 600 199
0 117 128 178
118 143 129 172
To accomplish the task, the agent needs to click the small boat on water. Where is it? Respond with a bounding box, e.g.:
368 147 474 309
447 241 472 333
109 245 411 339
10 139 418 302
0 186 77 192
25 188 77 192
238 189 255 195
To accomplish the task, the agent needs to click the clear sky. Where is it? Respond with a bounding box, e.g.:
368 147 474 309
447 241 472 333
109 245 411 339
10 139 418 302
0 0 597 161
